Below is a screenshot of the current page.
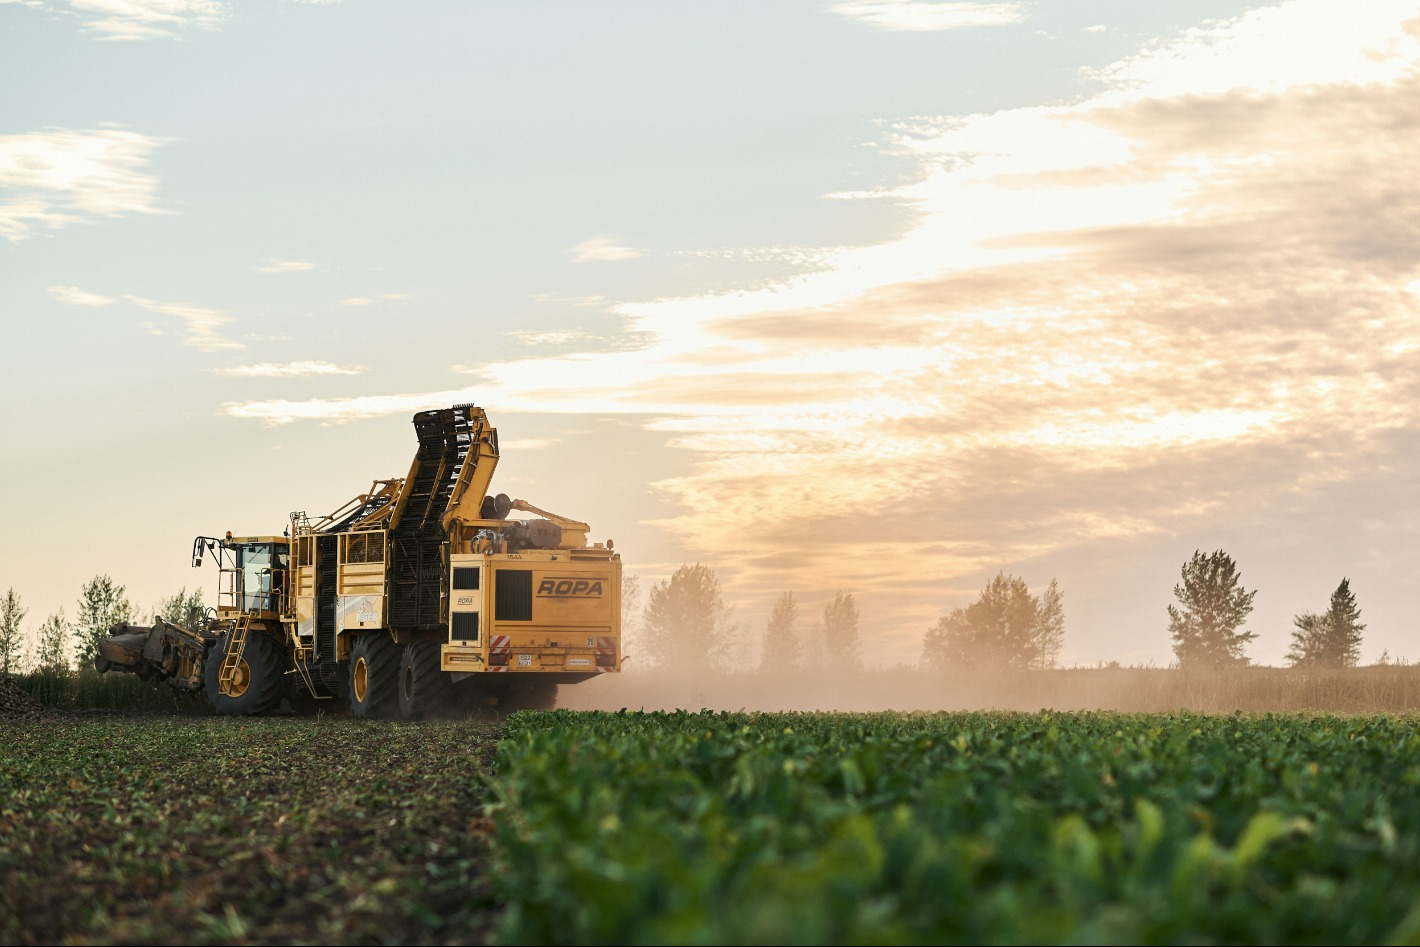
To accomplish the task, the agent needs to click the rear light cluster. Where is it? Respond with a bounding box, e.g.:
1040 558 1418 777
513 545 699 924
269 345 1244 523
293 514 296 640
490 652 509 666
596 652 615 667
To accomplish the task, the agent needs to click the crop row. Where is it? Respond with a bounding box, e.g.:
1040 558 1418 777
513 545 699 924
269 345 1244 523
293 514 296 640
491 709 1420 944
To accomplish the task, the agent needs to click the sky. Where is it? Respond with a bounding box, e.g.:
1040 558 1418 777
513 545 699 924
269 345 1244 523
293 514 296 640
3 0 1419 670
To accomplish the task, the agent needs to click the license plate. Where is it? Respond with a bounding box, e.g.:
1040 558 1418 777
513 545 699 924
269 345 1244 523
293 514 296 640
517 654 532 667
567 657 592 667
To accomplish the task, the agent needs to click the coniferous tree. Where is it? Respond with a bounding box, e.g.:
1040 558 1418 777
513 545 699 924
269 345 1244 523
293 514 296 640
1286 578 1365 668
1167 550 1256 669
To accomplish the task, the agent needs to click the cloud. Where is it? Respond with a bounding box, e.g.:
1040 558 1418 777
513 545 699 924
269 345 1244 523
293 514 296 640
222 1 1420 658
225 390 470 425
506 330 595 347
573 236 641 262
0 128 169 240
829 1 1025 32
51 283 244 350
2 0 228 40
342 294 407 306
120 295 242 351
216 361 364 378
256 259 315 273
48 285 115 307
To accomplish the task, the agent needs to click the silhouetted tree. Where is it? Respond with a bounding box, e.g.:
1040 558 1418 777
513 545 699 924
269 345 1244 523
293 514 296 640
822 592 861 671
1035 579 1065 670
1168 549 1256 669
152 587 205 628
642 564 739 668
921 573 1065 671
74 575 134 666
35 609 71 674
0 587 26 674
619 574 643 668
760 592 801 671
1286 578 1364 668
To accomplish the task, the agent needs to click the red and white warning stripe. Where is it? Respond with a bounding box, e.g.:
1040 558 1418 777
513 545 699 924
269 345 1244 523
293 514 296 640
490 635 511 653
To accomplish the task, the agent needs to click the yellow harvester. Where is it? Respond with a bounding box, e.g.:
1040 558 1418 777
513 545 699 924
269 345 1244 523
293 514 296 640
96 404 622 718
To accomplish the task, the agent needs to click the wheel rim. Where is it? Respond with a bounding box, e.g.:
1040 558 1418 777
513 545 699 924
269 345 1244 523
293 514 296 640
353 655 369 703
221 658 251 698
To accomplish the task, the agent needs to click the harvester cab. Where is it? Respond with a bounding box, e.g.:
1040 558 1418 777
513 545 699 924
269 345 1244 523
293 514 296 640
192 534 290 620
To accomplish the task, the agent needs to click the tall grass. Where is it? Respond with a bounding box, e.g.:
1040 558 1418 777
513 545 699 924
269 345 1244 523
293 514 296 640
560 664 1420 714
14 668 210 713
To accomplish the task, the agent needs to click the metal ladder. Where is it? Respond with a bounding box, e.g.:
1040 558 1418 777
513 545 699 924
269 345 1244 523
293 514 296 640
217 613 252 696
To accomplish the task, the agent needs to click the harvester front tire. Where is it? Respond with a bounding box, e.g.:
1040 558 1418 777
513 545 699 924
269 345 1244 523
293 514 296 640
349 632 400 720
204 631 284 716
398 640 453 721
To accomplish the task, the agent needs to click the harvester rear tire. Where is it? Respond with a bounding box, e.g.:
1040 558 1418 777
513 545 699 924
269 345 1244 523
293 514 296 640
349 632 400 720
204 631 284 716
398 640 453 721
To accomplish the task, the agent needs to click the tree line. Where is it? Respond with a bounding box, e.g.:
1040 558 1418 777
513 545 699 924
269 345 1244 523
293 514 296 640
0 550 1372 677
629 549 1370 673
0 579 204 675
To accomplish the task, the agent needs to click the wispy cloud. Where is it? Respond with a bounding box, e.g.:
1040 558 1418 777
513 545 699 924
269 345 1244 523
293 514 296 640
0 128 169 241
505 330 595 347
829 1 1025 32
217 360 364 378
1 0 229 40
51 283 243 350
222 1 1420 642
121 295 242 351
256 259 315 273
225 390 467 425
48 285 115 307
342 293 407 306
573 236 640 262
500 438 557 451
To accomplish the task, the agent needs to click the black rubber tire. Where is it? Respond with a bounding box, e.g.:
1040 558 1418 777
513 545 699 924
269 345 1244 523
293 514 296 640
204 631 285 716
348 632 400 720
500 677 559 714
398 640 453 721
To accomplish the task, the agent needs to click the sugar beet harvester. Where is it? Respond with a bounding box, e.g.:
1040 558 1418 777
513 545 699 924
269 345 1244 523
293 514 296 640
96 404 622 718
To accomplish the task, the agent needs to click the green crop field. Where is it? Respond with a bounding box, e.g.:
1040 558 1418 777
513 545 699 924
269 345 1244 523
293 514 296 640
5 707 1420 945
491 710 1420 945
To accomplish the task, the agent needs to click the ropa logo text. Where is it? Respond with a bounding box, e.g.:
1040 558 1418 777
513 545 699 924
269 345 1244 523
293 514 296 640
537 578 604 597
